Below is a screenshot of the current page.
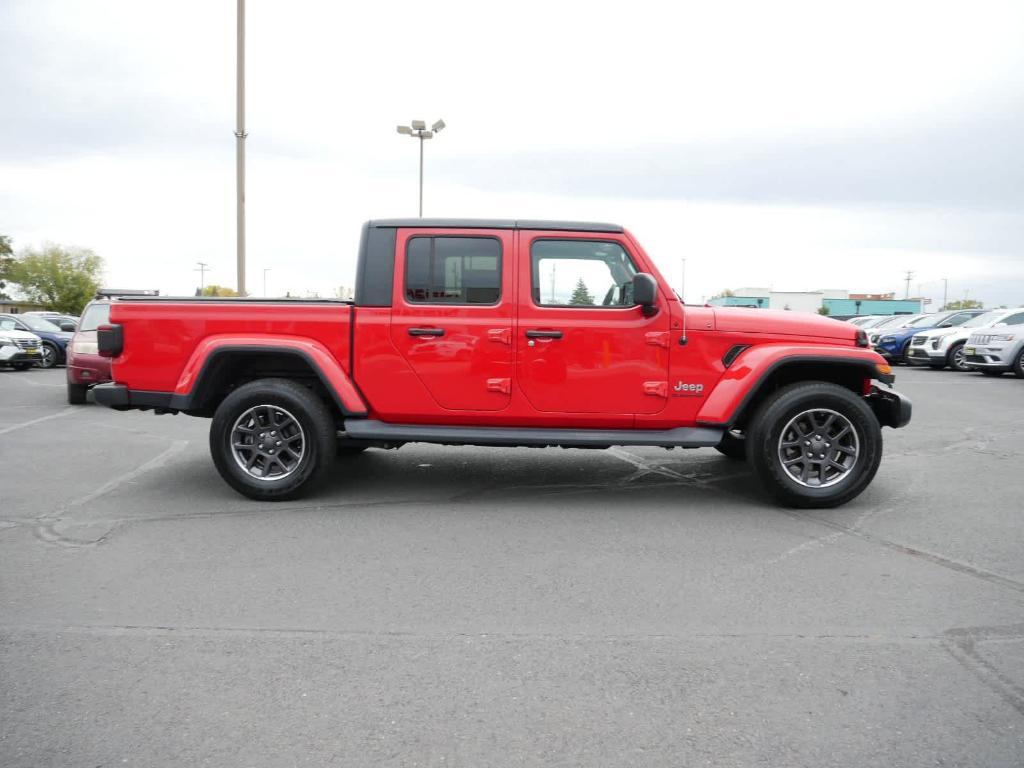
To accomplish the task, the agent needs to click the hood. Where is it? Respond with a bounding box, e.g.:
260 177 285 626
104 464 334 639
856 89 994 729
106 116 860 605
712 307 859 342
0 329 41 341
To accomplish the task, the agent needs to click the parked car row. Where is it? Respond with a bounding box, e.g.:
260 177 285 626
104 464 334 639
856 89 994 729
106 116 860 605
846 309 1024 377
0 313 77 369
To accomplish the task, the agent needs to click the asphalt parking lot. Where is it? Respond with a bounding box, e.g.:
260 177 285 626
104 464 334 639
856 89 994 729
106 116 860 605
1 366 1022 767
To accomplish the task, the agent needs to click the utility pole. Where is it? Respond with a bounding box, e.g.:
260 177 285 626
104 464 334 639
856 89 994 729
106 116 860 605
396 119 446 217
195 261 210 292
903 270 914 300
263 267 271 297
234 0 247 296
942 277 948 310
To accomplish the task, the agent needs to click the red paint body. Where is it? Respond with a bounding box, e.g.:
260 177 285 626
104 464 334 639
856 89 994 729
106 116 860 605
108 226 887 428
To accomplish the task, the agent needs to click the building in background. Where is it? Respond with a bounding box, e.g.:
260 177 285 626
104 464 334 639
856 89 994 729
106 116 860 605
708 288 923 316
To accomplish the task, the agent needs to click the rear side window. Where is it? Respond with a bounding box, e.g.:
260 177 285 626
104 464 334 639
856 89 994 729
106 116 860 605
79 303 110 331
404 237 501 305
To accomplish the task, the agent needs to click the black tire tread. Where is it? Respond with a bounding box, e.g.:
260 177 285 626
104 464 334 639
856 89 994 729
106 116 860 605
747 381 883 509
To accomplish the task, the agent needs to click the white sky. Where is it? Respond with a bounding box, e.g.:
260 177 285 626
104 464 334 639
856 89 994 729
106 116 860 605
2 0 1023 307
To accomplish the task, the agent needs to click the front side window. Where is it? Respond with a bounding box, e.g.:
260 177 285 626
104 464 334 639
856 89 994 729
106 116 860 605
531 240 638 307
405 236 501 305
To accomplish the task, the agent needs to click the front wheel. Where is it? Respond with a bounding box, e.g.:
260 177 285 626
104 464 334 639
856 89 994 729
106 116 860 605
1011 347 1024 379
209 378 336 501
38 342 59 369
979 369 1004 377
747 382 882 508
714 430 747 460
67 381 88 405
947 342 970 372
12 362 33 371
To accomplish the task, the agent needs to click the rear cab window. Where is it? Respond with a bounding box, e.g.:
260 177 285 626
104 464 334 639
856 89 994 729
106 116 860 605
404 236 501 305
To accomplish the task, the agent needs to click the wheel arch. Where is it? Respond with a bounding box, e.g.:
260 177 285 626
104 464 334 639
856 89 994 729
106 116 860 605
174 343 368 419
698 353 883 431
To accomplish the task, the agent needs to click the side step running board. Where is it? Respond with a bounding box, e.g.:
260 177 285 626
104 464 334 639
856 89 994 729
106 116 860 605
342 419 723 449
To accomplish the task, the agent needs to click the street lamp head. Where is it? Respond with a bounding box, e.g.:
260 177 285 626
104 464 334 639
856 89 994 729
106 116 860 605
420 131 434 140
411 119 426 130
396 125 413 135
432 119 446 132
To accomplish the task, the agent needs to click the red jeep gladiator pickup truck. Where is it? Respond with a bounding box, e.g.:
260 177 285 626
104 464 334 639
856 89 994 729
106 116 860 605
94 219 910 508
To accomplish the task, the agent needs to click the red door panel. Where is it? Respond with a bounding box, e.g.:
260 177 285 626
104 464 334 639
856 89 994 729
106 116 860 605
515 232 671 415
389 229 514 412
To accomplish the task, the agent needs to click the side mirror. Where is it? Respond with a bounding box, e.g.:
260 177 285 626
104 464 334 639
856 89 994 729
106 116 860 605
938 322 952 328
632 273 658 317
60 322 76 332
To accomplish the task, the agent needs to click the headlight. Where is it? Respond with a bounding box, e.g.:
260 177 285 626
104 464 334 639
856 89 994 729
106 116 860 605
880 335 897 343
990 334 1016 342
0 336 14 346
71 340 99 355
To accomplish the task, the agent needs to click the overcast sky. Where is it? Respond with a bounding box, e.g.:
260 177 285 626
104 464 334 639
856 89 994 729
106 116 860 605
2 0 1022 307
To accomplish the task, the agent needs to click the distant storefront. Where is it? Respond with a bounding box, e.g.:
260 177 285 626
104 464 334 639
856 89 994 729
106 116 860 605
708 288 922 315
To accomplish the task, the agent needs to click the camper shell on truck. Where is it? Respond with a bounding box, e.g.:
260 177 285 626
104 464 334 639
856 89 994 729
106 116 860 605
94 219 910 508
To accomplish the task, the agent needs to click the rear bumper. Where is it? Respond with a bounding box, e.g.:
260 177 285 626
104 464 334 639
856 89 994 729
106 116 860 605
93 383 180 411
866 386 912 428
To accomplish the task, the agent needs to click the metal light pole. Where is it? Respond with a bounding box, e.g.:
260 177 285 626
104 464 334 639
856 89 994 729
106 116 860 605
195 261 210 292
396 119 445 217
942 277 948 310
235 0 247 296
263 268 271 297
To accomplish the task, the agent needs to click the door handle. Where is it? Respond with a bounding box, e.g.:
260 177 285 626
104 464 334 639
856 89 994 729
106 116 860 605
525 329 563 339
408 327 445 337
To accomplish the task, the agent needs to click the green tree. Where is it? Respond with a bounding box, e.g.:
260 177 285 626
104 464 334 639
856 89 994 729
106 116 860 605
817 305 831 316
941 299 983 310
569 277 594 305
3 243 103 314
201 284 240 297
0 235 14 300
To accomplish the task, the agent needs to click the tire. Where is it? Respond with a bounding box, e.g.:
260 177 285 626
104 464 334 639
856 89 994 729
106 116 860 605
38 342 59 369
337 444 369 456
12 362 33 371
928 364 945 370
979 369 1003 377
1012 347 1024 379
67 381 88 405
947 342 970 372
747 382 882 509
209 378 336 501
714 430 747 460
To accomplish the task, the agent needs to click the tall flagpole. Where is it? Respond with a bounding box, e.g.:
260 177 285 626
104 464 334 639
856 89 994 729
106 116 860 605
235 0 247 295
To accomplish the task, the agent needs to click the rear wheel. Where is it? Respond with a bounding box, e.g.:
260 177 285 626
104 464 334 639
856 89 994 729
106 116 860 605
67 381 88 405
947 342 969 372
747 382 882 508
714 430 747 460
209 378 336 501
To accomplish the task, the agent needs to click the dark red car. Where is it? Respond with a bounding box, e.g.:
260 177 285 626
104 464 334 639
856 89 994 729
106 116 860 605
65 299 112 403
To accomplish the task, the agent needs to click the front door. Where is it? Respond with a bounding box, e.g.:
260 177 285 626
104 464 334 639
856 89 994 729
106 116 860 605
389 228 514 411
515 232 671 416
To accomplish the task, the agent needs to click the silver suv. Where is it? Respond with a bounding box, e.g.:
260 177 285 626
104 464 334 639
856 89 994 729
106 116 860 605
907 308 1024 371
964 320 1024 378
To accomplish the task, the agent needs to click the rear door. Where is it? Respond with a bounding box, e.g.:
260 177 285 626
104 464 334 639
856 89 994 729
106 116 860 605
515 231 671 416
389 228 514 411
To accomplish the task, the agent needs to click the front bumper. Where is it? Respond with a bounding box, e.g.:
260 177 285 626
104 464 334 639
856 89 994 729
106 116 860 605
0 345 41 364
66 353 112 385
906 346 944 365
963 345 1013 370
866 386 912 428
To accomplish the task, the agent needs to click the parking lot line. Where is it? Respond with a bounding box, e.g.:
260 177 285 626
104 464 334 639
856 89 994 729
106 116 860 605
0 408 75 436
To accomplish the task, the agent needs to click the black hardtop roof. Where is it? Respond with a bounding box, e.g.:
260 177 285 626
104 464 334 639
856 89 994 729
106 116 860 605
368 218 624 233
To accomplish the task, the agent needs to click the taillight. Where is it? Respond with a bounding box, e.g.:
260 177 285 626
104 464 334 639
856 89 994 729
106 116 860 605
97 324 123 357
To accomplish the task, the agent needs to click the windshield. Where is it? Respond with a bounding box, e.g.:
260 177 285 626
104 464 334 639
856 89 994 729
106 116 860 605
79 303 110 331
961 311 997 327
874 314 918 329
0 318 18 332
906 313 947 328
16 315 61 332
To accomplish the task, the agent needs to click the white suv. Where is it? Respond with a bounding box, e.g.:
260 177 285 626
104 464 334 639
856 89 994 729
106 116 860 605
907 308 1024 371
0 318 44 370
964 320 1024 378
